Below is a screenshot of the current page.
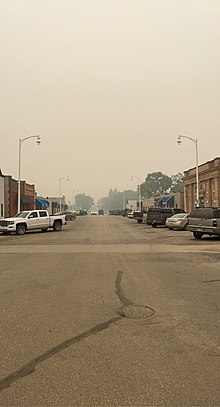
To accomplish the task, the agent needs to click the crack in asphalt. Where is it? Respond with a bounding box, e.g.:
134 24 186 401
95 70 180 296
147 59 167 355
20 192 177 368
0 316 121 391
202 279 220 283
0 270 128 392
115 270 133 306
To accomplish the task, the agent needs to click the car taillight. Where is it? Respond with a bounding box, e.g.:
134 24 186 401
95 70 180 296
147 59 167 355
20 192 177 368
213 220 217 227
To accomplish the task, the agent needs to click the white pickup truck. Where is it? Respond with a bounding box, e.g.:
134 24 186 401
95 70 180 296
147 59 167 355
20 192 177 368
0 210 66 235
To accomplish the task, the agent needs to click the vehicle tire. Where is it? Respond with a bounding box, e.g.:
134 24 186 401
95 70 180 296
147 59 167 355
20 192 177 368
183 223 188 231
193 231 203 239
16 224 26 235
152 223 157 228
137 219 143 223
53 220 62 231
168 228 173 230
41 228 48 232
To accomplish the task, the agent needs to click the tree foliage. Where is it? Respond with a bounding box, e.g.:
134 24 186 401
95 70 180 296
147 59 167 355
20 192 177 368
170 173 184 193
75 193 94 210
140 171 183 198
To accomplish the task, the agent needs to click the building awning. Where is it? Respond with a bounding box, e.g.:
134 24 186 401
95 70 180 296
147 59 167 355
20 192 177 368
36 197 49 207
21 196 35 204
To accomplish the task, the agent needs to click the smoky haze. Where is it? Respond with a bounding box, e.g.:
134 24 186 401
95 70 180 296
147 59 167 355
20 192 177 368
1 0 220 202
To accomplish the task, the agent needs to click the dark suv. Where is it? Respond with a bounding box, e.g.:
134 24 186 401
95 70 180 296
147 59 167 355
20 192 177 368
147 207 185 227
188 207 220 239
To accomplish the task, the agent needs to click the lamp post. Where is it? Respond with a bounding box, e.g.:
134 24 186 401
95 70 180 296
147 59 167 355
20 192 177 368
59 176 69 211
131 176 142 211
177 134 199 208
18 134 41 213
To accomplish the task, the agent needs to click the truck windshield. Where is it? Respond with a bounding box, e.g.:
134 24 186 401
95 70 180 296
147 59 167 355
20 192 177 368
15 212 30 218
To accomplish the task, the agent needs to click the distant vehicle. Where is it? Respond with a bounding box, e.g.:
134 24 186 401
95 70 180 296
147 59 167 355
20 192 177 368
91 211 98 216
187 207 220 239
55 211 76 221
98 209 104 215
0 210 66 235
132 210 144 223
76 209 88 216
147 207 185 227
109 209 124 216
166 213 189 230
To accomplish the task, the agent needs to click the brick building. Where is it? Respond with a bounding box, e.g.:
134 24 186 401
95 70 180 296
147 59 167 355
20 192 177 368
184 157 220 213
3 175 35 217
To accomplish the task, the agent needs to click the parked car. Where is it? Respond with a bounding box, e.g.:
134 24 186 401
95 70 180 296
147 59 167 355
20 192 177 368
147 207 185 227
91 211 98 216
166 213 189 230
187 207 220 239
132 211 143 223
76 209 88 216
109 210 124 216
55 211 76 221
98 209 104 215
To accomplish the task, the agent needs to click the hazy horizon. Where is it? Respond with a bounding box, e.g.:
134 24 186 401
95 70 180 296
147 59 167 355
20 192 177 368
1 0 220 202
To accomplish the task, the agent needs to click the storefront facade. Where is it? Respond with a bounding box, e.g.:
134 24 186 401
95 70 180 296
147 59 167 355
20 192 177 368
184 157 220 213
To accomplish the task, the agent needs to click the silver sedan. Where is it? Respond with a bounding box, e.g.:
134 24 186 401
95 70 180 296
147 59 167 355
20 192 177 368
166 213 189 230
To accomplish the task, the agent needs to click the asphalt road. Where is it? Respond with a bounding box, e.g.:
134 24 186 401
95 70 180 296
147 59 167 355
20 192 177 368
0 215 220 406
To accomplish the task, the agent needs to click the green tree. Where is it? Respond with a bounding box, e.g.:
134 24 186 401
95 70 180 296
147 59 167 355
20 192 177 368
75 193 94 210
171 173 184 193
140 172 172 198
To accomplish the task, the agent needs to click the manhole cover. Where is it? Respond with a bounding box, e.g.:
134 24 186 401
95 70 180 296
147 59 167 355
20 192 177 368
118 304 155 319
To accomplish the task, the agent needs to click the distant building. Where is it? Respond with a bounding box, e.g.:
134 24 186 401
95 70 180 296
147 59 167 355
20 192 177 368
46 196 68 215
184 157 220 212
143 192 184 210
126 199 143 211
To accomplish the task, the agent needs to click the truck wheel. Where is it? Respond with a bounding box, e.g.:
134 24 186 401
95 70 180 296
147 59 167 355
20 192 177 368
168 228 173 230
137 219 143 223
53 220 62 231
152 223 157 228
41 228 48 232
16 224 26 235
193 231 203 239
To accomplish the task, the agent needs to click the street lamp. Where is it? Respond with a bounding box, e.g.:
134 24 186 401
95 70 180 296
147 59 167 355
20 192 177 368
131 176 142 211
59 176 69 211
177 134 199 207
18 134 41 213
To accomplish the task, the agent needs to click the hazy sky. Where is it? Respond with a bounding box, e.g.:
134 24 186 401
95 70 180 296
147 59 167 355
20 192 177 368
1 0 220 202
